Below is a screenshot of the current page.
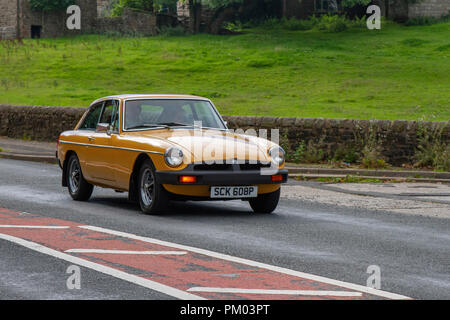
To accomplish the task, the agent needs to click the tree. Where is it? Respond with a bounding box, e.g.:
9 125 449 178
182 0 243 33
28 0 76 11
341 0 371 7
111 0 154 16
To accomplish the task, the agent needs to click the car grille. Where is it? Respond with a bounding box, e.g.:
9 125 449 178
193 161 271 171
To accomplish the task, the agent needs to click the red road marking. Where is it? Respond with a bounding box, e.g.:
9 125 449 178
0 207 407 300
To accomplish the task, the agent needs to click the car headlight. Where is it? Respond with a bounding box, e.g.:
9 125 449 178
268 146 285 165
164 147 184 167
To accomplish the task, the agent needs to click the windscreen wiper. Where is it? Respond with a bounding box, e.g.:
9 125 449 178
156 122 193 127
126 124 169 130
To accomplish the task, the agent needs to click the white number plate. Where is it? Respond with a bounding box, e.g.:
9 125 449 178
211 186 258 198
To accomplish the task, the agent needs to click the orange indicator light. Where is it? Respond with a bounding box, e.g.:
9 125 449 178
179 176 197 183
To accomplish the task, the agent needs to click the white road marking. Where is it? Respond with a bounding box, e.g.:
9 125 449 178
80 225 411 300
65 249 187 255
0 232 204 300
187 287 363 297
0 225 69 229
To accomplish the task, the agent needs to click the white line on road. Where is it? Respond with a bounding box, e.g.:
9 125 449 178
65 249 187 255
187 287 363 297
0 232 204 300
0 225 69 229
80 225 411 300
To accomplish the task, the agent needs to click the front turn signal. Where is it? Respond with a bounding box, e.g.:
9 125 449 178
271 175 283 182
179 176 197 184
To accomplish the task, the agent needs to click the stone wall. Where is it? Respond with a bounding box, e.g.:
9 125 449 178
19 0 97 39
0 104 448 166
95 8 157 36
408 0 450 19
0 0 97 39
387 0 450 21
0 0 17 39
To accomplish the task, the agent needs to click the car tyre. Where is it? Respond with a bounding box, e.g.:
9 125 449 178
249 188 280 214
138 159 169 214
67 154 93 201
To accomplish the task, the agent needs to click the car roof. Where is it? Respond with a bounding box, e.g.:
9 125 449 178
90 94 210 106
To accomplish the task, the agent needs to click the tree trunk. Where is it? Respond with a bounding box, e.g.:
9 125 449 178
188 1 201 33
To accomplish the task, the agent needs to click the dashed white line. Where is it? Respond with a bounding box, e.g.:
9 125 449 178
187 287 363 297
65 249 187 255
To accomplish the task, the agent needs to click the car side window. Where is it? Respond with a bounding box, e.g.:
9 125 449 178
99 100 120 132
79 102 104 130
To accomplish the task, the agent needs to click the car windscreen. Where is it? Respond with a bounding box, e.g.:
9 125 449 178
123 99 226 130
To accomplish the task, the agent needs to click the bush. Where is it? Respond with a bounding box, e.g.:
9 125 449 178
414 122 450 171
313 14 348 33
291 137 326 163
260 18 283 29
405 17 438 26
332 144 360 163
405 13 450 26
157 26 187 37
222 21 244 33
282 17 314 31
353 122 388 169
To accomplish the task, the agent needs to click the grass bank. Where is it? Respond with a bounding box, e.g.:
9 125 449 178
0 22 449 120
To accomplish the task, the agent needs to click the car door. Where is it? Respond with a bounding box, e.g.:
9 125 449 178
85 99 120 185
76 101 104 182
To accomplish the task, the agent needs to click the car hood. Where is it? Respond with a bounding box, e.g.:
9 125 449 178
134 128 275 163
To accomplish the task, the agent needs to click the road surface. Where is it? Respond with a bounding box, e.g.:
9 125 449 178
0 159 448 300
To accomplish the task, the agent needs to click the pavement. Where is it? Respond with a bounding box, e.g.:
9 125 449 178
0 158 449 300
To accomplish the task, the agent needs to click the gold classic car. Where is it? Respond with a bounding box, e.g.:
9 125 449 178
57 94 288 214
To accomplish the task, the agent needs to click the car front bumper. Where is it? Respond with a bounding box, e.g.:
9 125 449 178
155 168 288 186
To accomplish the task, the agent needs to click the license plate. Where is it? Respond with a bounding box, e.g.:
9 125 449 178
210 186 258 198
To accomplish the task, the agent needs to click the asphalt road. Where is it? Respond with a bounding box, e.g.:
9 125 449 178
0 158 448 300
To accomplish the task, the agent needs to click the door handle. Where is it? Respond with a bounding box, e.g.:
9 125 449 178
88 136 95 142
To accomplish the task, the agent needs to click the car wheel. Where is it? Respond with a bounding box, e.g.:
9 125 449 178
249 188 280 214
138 159 169 214
67 154 93 201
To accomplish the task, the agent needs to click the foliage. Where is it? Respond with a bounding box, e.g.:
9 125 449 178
157 25 187 36
153 0 178 13
279 131 292 161
204 0 244 9
258 15 367 33
353 122 387 169
28 0 75 11
313 14 348 32
332 144 360 164
281 17 314 31
222 21 244 33
414 122 450 171
340 0 371 8
111 0 153 16
405 14 450 26
291 137 326 164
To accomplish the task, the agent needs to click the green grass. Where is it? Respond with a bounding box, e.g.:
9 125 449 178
1 21 449 120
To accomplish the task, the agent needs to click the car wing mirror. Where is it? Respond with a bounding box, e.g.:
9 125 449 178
96 123 111 135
